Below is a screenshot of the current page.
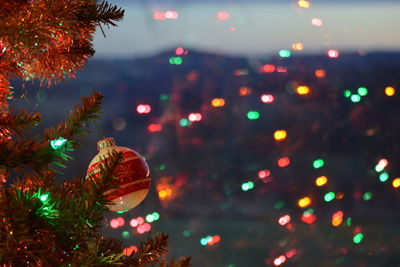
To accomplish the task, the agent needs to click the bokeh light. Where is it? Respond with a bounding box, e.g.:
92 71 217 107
357 87 368 96
315 69 326 78
331 211 344 227
278 215 291 226
262 64 276 73
211 98 225 107
379 172 389 182
136 104 151 114
298 196 311 208
217 11 230 20
311 18 323 27
324 192 336 202
261 94 274 103
239 86 252 96
277 157 290 167
315 176 328 187
292 43 304 51
247 111 260 120
392 178 400 188
296 86 310 95
279 50 291 58
274 130 287 141
313 159 325 169
385 86 395 96
327 49 340 58
188 113 202 122
353 233 364 244
298 0 310 8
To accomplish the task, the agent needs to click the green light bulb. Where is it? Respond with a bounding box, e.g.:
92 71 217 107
379 172 389 182
122 231 130 239
362 192 372 201
200 238 208 246
353 233 364 244
180 118 189 127
313 159 325 169
40 193 49 202
152 212 160 220
324 192 335 202
357 87 368 96
241 183 250 191
279 50 291 58
50 137 67 150
146 214 154 223
350 94 361 103
375 164 385 172
247 111 260 120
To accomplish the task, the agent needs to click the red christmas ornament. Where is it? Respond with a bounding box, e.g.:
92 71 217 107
86 137 151 212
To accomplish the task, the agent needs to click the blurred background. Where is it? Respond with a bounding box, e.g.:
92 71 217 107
15 0 400 266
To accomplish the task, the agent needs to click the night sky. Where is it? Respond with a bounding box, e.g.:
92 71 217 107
94 0 400 58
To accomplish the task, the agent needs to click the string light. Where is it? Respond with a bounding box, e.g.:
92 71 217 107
385 86 395 96
217 11 230 20
292 43 304 51
258 169 271 179
324 192 335 202
50 137 67 150
327 49 340 58
262 64 276 73
315 69 326 78
261 94 274 103
273 255 286 266
301 209 317 224
296 86 310 95
239 86 252 96
241 181 255 191
169 57 183 65
357 87 368 96
313 159 325 169
188 113 202 122
279 50 291 58
362 192 373 201
148 123 162 133
247 111 260 120
278 215 291 226
298 0 310 8
350 94 361 103
274 130 287 141
137 104 151 114
331 211 344 227
315 176 328 187
180 118 190 127
312 18 323 27
343 90 352 98
298 196 311 208
379 172 389 182
277 157 290 167
392 178 400 188
211 98 225 107
353 233 364 244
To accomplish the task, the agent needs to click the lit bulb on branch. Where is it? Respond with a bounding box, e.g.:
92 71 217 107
86 137 151 212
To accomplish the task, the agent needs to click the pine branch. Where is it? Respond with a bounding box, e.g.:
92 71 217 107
75 1 125 27
0 0 124 90
43 92 103 143
131 233 169 266
0 139 39 168
0 110 41 137
95 1 125 27
0 93 102 171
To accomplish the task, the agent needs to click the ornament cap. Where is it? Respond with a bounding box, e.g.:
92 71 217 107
97 137 116 150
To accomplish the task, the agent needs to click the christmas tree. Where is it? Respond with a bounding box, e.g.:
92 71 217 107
0 1 190 265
